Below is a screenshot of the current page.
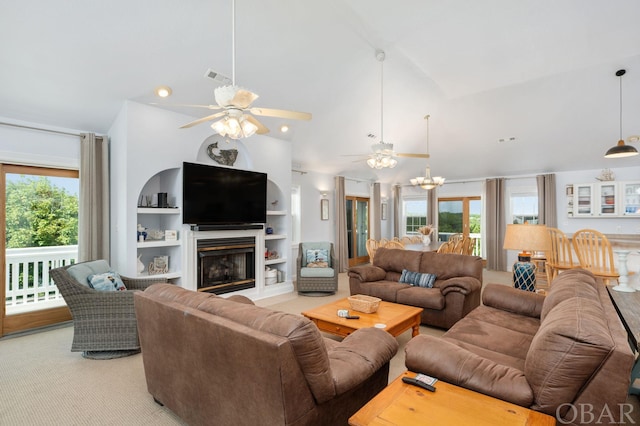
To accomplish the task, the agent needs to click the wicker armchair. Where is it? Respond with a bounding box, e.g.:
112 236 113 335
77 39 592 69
296 242 338 295
50 259 167 356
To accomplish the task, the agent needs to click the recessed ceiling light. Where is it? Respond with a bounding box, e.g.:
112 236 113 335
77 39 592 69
280 125 289 133
154 86 172 98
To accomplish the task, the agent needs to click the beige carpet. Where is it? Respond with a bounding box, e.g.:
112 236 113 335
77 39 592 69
1 270 636 424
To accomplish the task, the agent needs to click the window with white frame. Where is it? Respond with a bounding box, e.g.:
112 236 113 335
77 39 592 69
402 197 427 235
509 187 538 224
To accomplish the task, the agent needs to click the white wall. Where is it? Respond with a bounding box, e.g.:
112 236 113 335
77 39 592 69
108 101 292 279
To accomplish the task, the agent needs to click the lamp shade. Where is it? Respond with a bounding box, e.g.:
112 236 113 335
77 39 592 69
503 224 551 254
604 140 639 158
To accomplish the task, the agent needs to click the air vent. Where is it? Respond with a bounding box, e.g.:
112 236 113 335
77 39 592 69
204 69 232 85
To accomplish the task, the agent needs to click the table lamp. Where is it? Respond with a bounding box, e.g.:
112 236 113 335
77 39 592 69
503 224 551 291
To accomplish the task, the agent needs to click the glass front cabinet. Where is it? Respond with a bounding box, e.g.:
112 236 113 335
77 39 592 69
570 181 639 218
621 182 640 216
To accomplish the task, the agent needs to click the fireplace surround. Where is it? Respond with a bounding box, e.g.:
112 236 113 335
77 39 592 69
197 237 256 295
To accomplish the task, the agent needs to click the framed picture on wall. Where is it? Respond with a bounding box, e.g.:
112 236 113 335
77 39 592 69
321 199 329 220
381 203 388 220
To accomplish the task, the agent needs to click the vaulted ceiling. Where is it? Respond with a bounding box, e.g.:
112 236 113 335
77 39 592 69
1 0 639 184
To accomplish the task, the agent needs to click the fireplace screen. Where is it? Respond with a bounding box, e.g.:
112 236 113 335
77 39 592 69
197 238 256 295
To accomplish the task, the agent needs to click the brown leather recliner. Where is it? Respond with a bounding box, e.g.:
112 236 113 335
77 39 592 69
134 284 399 426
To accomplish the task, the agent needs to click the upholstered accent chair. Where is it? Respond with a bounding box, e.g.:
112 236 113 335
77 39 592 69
296 242 338 295
50 259 167 357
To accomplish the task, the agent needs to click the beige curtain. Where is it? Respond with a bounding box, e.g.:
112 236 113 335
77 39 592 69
371 182 381 240
392 185 401 237
427 187 438 240
485 178 506 271
78 133 109 262
536 174 557 228
334 176 349 272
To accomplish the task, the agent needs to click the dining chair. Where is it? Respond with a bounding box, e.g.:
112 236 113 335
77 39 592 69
366 239 380 260
572 229 619 285
545 228 575 283
437 241 454 254
383 240 406 250
400 236 413 246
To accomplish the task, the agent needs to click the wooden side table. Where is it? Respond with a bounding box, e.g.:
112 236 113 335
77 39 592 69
349 371 555 426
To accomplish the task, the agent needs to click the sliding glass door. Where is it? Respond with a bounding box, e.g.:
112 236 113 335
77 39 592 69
345 196 369 266
1 164 77 336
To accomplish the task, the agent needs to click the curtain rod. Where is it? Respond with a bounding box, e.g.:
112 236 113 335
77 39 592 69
0 121 83 137
396 174 540 187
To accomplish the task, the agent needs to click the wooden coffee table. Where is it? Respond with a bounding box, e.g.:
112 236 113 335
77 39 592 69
301 298 422 338
349 371 555 426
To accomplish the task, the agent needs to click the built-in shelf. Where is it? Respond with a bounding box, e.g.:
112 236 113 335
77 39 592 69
137 271 181 280
267 210 286 216
265 234 286 240
137 207 181 215
265 258 287 266
137 240 181 248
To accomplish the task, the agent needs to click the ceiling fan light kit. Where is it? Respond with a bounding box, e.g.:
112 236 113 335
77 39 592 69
604 69 639 158
411 115 445 190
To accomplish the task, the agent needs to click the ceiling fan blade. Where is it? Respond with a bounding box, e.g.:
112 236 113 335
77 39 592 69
395 153 430 158
151 102 222 110
244 114 270 134
249 107 312 121
231 89 259 109
179 111 226 129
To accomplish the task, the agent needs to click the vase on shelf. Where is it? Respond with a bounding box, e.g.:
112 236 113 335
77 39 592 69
422 235 431 246
137 254 145 274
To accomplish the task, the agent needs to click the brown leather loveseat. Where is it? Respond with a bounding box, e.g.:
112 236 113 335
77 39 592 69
348 247 483 329
134 284 399 426
405 269 634 425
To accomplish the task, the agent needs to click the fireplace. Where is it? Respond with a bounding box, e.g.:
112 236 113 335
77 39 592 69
197 237 256 295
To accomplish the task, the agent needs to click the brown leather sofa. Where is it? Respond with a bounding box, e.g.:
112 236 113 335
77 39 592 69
134 284 399 426
405 269 634 425
348 247 483 329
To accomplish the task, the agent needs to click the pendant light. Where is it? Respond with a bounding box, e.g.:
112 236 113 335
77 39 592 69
410 115 445 190
604 69 638 158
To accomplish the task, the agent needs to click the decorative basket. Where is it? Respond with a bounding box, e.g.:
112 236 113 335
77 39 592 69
348 295 381 313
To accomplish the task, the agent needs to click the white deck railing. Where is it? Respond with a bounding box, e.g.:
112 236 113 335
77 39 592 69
5 245 77 314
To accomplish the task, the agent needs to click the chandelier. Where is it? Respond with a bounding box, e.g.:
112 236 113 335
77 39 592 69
410 115 445 189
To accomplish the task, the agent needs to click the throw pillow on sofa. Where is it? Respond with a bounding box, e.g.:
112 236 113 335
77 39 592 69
88 271 127 291
399 269 437 288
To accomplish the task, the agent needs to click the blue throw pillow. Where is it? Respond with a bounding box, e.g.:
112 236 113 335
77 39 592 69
87 271 127 291
399 269 437 288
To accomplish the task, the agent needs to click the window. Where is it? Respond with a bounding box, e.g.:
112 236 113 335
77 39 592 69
402 198 427 235
509 187 538 224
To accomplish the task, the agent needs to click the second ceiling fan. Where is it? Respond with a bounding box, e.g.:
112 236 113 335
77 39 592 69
178 0 311 139
350 49 429 169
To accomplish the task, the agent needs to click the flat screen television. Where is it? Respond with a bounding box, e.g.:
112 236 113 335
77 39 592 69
182 162 267 226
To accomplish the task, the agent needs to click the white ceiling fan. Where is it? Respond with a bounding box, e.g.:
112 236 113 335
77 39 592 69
345 49 429 169
177 0 312 139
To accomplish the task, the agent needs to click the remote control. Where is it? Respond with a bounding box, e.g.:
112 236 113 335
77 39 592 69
345 315 360 319
402 376 436 392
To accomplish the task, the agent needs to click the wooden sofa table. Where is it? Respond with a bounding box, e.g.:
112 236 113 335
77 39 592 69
302 298 422 338
349 371 555 426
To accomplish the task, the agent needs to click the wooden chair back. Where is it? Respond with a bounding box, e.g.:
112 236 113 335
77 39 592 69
365 239 380 260
572 229 619 285
545 227 575 283
400 236 413 246
383 240 406 250
437 241 454 254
